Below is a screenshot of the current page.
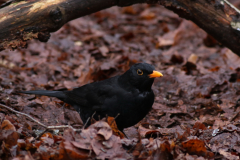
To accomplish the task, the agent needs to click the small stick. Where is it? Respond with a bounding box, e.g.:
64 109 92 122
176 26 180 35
91 111 96 120
106 114 108 122
110 113 120 126
0 103 82 132
82 117 90 129
155 137 159 149
0 103 47 128
35 128 48 140
61 103 66 111
230 111 240 122
47 125 81 131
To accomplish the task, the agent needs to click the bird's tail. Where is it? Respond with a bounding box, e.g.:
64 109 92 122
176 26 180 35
19 90 66 99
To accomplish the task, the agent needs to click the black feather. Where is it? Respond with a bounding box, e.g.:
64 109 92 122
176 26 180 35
19 90 66 99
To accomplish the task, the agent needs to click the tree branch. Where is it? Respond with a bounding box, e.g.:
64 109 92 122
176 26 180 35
157 0 240 55
0 0 240 56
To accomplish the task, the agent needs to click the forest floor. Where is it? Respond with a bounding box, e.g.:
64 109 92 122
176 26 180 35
1 3 240 160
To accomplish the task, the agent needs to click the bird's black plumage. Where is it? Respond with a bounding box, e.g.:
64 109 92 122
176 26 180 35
20 63 163 131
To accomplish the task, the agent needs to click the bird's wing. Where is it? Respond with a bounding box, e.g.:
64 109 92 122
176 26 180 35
63 77 117 110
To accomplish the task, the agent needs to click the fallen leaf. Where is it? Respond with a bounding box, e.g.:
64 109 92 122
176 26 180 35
0 130 19 149
95 121 112 140
193 122 207 130
59 141 90 160
99 46 109 57
1 120 16 131
219 149 239 160
140 9 156 20
63 80 78 90
182 139 214 158
107 117 124 139
188 54 198 64
151 141 174 160
121 6 137 15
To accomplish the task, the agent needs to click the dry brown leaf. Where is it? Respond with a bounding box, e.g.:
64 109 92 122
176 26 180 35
151 141 174 160
59 141 91 160
63 80 78 90
71 128 96 150
182 139 206 154
219 149 239 160
138 125 160 138
193 122 207 130
188 54 198 64
94 121 112 140
121 6 137 15
1 120 16 131
140 9 156 20
107 117 125 139
99 46 109 57
0 130 19 149
182 139 214 158
40 133 54 146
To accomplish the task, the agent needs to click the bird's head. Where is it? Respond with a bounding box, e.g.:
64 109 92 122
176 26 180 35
119 63 163 91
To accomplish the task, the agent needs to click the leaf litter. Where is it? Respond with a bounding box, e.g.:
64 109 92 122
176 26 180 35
0 2 240 159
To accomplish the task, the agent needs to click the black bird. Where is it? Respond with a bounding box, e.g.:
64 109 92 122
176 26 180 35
20 63 163 131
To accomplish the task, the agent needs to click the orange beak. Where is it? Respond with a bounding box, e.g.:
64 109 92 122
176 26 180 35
149 70 163 78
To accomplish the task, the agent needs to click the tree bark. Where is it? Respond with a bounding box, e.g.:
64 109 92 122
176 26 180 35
159 0 240 55
0 0 240 56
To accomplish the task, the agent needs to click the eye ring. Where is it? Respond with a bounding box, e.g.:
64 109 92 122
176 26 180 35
137 69 143 75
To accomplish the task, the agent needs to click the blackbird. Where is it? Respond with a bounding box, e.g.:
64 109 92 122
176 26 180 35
20 63 163 131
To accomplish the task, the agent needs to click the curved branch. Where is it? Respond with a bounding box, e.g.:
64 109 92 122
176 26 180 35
0 0 240 56
0 0 122 50
157 0 240 55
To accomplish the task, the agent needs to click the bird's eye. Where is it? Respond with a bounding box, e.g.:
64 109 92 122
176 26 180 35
137 69 143 75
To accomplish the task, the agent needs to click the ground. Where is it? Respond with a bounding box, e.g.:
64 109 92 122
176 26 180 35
1 3 240 160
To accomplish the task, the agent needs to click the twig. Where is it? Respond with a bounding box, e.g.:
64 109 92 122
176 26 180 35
223 0 240 14
35 128 48 140
110 113 120 126
230 111 240 122
82 117 90 129
204 140 211 151
91 111 96 119
61 103 65 111
0 103 47 128
47 125 81 131
106 114 108 123
0 103 82 132
155 138 159 148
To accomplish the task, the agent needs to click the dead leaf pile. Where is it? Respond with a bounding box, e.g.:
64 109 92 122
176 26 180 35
0 2 240 159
